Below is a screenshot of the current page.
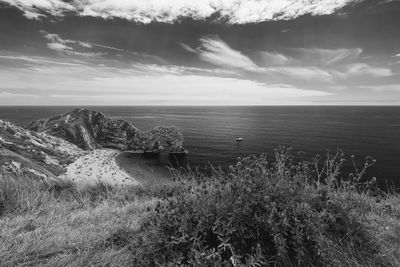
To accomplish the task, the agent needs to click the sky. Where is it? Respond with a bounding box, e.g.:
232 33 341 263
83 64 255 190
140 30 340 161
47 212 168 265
0 0 399 105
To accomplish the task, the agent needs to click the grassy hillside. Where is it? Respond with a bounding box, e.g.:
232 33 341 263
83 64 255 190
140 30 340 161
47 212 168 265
1 147 400 266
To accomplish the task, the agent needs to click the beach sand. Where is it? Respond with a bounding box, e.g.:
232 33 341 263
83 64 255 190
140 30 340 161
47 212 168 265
115 152 172 187
59 149 140 186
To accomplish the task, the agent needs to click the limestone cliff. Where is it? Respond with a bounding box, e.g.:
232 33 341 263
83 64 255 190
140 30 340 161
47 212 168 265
0 120 84 180
27 108 186 154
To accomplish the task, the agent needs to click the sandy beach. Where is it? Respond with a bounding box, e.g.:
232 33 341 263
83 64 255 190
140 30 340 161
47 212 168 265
116 152 172 187
59 149 140 186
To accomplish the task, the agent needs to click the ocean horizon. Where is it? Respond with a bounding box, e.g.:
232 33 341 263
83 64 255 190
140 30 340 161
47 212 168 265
1 105 399 187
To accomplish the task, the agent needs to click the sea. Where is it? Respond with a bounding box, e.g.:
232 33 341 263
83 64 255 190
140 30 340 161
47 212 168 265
1 106 399 187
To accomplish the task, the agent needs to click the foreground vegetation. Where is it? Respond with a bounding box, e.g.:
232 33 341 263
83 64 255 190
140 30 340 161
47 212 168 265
1 147 400 266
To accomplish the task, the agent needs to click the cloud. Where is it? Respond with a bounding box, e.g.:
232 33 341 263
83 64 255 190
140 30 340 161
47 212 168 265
182 36 387 84
179 43 198 53
131 63 237 77
89 43 124 52
47 42 72 52
1 0 74 19
0 55 331 105
259 51 292 66
41 31 105 57
342 63 393 77
40 31 167 64
0 91 38 98
0 75 330 105
0 54 85 66
293 48 362 66
268 66 334 82
2 0 359 24
184 36 261 71
358 84 400 92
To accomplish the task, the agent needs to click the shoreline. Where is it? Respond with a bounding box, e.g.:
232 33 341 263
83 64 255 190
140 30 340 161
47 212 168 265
115 152 172 187
59 149 139 186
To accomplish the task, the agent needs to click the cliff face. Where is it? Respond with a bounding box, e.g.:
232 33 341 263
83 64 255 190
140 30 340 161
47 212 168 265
1 108 185 181
27 108 186 154
0 120 84 180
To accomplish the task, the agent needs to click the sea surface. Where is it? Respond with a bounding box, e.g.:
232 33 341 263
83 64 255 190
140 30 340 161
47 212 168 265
1 106 399 187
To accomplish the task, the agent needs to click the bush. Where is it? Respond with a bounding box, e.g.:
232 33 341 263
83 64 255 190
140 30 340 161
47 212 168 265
130 147 384 266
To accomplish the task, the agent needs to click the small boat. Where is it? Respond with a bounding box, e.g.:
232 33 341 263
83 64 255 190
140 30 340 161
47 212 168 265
236 137 243 142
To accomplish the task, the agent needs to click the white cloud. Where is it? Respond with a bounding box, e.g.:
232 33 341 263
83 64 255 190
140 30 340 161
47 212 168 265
78 42 93 48
259 51 292 66
0 59 330 105
40 31 165 62
47 42 73 52
41 31 103 57
293 48 362 66
342 63 393 77
0 91 38 98
359 84 400 92
182 36 379 83
131 63 237 76
0 54 84 66
2 0 359 24
89 43 124 52
184 36 261 71
179 43 198 53
268 66 334 82
2 0 74 19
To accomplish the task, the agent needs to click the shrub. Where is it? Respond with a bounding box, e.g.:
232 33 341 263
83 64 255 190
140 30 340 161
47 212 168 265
130 147 384 266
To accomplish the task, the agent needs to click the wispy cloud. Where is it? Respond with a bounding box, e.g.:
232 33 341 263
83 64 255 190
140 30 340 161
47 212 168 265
358 84 400 92
183 36 261 71
2 0 359 23
40 31 167 64
259 51 292 66
179 43 198 53
292 48 363 66
0 53 85 66
0 62 330 105
1 0 73 19
341 63 393 77
41 31 105 57
268 66 334 82
89 43 124 52
0 91 38 98
131 63 237 77
182 36 383 83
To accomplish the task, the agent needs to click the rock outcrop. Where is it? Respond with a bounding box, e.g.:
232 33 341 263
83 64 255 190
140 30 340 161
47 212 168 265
27 108 186 154
0 120 84 180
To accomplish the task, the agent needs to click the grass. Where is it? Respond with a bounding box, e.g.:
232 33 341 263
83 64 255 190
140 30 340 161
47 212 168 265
0 147 400 266
0 177 163 266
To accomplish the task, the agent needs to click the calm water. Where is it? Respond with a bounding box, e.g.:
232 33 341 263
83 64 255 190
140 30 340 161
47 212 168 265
1 106 399 186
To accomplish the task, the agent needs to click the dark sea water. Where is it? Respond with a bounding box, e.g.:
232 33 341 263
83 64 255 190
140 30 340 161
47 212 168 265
1 106 399 187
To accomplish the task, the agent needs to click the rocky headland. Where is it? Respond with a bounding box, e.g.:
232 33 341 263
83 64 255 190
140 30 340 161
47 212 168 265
0 119 84 180
1 108 186 183
27 108 186 154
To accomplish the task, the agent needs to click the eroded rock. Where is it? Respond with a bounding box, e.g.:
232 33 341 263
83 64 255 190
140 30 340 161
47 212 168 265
0 119 84 180
27 108 186 154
